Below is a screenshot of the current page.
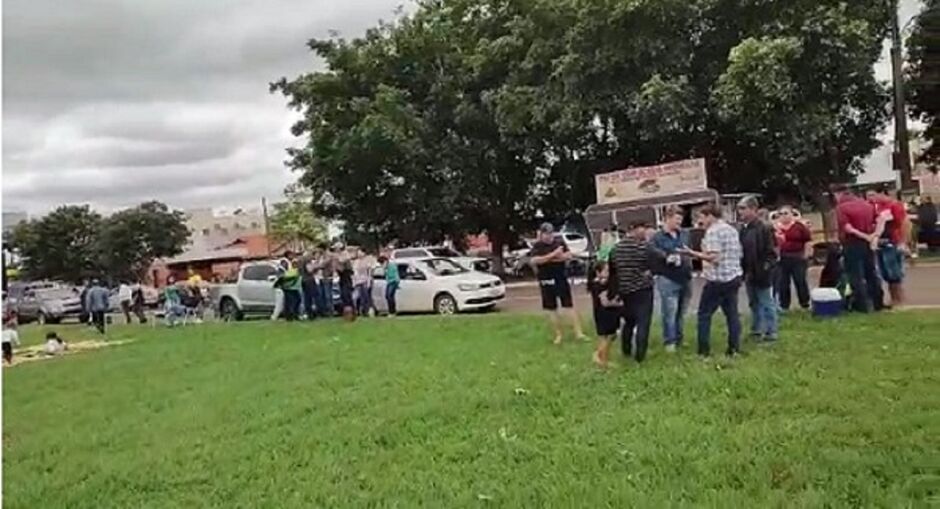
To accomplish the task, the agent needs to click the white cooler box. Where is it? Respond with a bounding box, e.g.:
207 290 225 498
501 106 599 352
811 288 843 318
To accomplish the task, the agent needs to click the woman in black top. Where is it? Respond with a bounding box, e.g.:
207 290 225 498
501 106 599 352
588 261 621 368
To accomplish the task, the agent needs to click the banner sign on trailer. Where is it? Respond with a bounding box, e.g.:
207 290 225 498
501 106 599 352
594 158 708 205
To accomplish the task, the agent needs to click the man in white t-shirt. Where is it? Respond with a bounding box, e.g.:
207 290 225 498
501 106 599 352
118 282 133 324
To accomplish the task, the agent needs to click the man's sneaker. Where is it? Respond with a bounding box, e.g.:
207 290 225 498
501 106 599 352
664 344 678 353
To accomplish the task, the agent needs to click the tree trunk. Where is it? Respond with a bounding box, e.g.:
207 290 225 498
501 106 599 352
811 190 835 241
489 228 507 276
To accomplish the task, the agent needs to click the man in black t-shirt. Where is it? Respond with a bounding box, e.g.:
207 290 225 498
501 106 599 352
528 222 588 344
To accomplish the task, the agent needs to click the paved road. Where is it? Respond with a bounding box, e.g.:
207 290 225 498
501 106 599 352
500 264 940 314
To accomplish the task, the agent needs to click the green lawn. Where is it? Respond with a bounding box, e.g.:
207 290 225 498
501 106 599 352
3 312 939 507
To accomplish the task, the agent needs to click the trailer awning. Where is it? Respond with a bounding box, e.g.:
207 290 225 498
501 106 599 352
583 189 719 233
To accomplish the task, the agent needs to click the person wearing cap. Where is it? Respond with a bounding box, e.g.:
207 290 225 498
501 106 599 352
528 222 588 344
609 220 658 362
738 195 779 342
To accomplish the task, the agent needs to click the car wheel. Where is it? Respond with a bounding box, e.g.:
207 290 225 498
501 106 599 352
434 293 458 315
219 298 242 321
37 312 47 325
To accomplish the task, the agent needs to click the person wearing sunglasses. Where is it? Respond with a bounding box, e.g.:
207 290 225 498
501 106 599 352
774 205 812 310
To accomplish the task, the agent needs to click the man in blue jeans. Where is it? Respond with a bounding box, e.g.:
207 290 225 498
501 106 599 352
832 184 883 312
682 204 743 357
650 205 692 353
738 196 779 342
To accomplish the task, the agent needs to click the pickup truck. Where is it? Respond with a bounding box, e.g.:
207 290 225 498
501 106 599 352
210 260 340 320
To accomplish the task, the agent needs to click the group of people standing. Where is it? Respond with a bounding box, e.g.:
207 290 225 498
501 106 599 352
535 198 784 368
830 184 911 312
536 185 912 369
270 243 402 321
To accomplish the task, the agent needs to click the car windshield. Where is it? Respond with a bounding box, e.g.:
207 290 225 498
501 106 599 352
419 258 468 276
35 289 75 300
427 247 461 258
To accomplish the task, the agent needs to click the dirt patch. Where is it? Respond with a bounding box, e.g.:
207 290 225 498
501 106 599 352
5 340 134 367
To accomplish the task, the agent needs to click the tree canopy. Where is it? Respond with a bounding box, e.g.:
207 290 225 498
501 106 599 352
273 0 892 251
11 202 190 284
11 205 103 284
98 201 190 281
907 0 940 170
269 185 329 252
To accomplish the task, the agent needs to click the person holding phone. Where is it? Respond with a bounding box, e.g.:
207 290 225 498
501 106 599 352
680 205 744 358
528 222 588 345
650 206 692 353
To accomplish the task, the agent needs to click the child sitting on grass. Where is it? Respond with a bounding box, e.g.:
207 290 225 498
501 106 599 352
588 261 622 368
2 313 20 365
43 332 67 356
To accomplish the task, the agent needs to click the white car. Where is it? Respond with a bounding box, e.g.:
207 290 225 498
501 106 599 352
391 246 491 273
371 258 504 315
558 231 589 254
504 233 590 276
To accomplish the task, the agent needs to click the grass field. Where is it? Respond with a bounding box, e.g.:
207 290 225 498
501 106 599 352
3 311 940 507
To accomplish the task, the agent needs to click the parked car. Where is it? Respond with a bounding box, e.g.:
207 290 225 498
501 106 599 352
15 286 84 324
503 233 590 277
5 281 58 309
558 231 589 254
391 246 491 273
372 258 504 315
210 261 341 320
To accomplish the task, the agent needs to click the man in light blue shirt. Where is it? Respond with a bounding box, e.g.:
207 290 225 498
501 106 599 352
85 279 111 334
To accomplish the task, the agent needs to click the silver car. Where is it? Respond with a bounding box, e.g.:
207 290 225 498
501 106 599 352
15 287 84 324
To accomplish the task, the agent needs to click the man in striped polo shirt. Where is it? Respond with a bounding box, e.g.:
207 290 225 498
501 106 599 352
609 220 657 363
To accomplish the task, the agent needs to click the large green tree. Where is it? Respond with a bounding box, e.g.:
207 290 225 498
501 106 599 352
98 201 190 282
11 205 103 283
907 0 940 170
11 201 190 284
269 185 329 252
275 0 892 256
273 0 565 267
539 0 889 209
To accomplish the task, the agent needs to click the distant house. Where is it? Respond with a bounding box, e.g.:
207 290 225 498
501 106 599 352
153 234 290 286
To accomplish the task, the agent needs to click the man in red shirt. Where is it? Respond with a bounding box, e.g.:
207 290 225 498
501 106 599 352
867 187 908 305
832 184 884 312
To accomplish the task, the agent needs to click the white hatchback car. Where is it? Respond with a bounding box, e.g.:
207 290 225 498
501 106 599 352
371 258 505 315
391 246 491 272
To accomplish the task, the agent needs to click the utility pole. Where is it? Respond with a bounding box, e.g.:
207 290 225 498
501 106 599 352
261 197 272 257
890 0 915 192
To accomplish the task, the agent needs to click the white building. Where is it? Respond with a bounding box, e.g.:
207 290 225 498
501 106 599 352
184 207 266 248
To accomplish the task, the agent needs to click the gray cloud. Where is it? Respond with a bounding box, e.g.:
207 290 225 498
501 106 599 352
1 0 924 214
3 0 406 214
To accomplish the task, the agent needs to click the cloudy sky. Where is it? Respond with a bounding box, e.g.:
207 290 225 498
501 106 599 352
1 0 923 214
2 0 405 214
